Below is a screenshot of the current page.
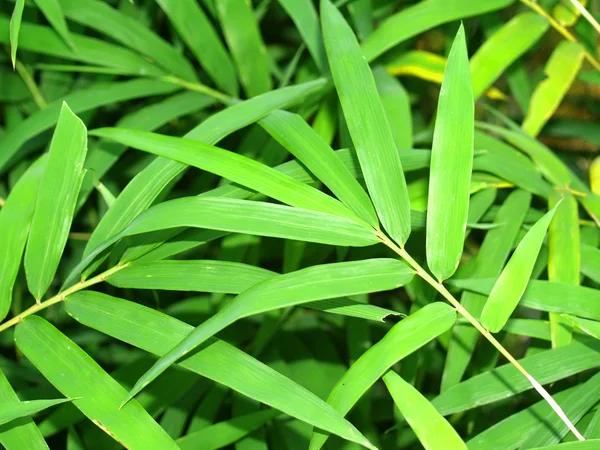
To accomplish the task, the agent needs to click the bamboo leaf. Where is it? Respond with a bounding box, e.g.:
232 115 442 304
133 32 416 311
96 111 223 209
33 0 75 51
9 0 25 68
480 203 559 332
217 0 271 97
107 260 275 293
321 0 411 245
177 410 279 450
24 103 87 300
426 24 474 281
14 316 180 449
373 67 413 149
259 110 378 226
155 0 238 95
470 12 548 99
581 243 600 283
0 369 49 450
361 0 514 62
0 79 178 173
64 292 375 449
83 79 327 257
277 0 326 71
90 127 361 223
522 41 585 136
0 155 46 321
123 259 413 406
382 370 466 450
530 441 600 450
0 398 73 427
564 315 600 340
548 190 580 347
309 302 456 450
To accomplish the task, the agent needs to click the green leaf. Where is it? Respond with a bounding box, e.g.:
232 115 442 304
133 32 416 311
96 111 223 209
426 24 474 281
310 302 457 450
581 243 600 283
480 203 559 332
0 369 49 450
442 189 531 391
452 278 600 321
277 0 326 71
548 190 580 347
382 370 466 450
504 319 551 340
0 398 73 427
58 0 196 81
259 110 378 226
177 410 279 450
124 259 413 406
83 78 327 258
155 0 238 95
89 127 361 223
309 298 401 322
522 41 585 136
0 79 178 173
217 0 271 97
470 12 549 99
433 338 600 416
321 0 411 245
565 315 600 340
14 316 179 449
24 103 87 300
0 16 165 76
373 67 413 149
9 0 25 68
64 292 375 449
530 441 600 450
360 0 514 62
107 260 275 293
0 155 46 321
33 0 75 51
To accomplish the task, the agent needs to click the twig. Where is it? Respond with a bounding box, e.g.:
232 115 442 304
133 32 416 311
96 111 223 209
14 60 47 109
376 230 585 441
568 0 600 35
161 75 236 105
0 263 129 334
520 0 600 72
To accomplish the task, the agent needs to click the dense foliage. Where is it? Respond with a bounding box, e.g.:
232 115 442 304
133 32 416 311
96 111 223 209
1 0 600 449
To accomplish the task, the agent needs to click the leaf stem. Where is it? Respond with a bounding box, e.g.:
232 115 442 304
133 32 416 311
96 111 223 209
520 0 600 72
15 60 47 109
568 0 600 35
376 230 585 441
161 75 237 105
0 263 129 334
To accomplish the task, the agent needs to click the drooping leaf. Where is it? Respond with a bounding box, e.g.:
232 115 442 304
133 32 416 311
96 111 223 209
565 315 600 340
217 0 271 97
14 316 180 449
64 292 375 449
9 0 25 68
310 302 457 450
24 103 87 300
123 259 413 406
90 127 361 223
107 260 275 293
382 370 466 450
321 0 411 245
426 24 474 281
480 203 559 332
522 41 585 136
0 155 46 321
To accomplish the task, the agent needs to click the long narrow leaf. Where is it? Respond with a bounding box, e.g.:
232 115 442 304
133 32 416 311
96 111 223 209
0 398 73 427
426 24 474 281
33 0 75 50
24 103 87 300
321 0 411 245
9 0 25 68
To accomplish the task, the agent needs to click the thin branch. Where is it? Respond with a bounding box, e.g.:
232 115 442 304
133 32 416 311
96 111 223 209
520 0 600 72
14 60 47 109
568 0 600 35
0 263 129 334
376 230 585 441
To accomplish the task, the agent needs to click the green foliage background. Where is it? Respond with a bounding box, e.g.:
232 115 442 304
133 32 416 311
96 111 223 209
1 0 600 449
